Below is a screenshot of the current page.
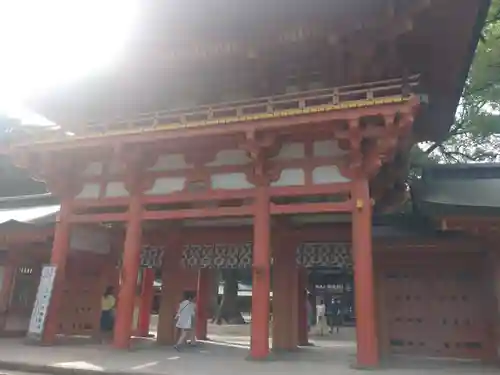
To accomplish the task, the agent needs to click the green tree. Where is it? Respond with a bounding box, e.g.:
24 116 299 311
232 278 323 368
212 268 253 325
419 0 500 163
213 269 246 324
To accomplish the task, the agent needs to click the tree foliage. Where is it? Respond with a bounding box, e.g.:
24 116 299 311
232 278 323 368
420 0 500 163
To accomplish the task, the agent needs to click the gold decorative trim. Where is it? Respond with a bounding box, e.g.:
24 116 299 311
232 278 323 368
23 95 408 146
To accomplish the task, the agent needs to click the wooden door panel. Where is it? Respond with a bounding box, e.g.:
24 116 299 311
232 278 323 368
378 255 490 359
380 267 432 356
58 255 105 337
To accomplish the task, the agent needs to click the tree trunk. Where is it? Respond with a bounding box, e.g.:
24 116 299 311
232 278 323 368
213 269 245 325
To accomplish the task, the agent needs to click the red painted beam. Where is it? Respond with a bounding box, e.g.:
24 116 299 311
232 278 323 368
70 206 253 223
70 199 353 223
73 190 253 208
69 202 352 223
269 183 351 197
73 197 130 208
270 201 352 215
142 206 252 220
142 189 254 205
69 212 128 223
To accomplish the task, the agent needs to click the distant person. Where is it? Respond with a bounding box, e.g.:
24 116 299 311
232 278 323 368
174 291 197 351
316 299 327 336
100 286 116 342
327 298 342 334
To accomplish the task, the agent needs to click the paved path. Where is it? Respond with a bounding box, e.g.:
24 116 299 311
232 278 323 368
0 324 495 375
0 337 497 375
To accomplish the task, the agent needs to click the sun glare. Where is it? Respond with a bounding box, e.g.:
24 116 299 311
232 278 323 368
0 0 138 121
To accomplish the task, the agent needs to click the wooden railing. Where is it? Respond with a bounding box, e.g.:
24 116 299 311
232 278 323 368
15 75 421 144
88 74 420 134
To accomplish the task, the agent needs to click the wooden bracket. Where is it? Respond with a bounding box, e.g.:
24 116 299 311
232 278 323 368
116 147 159 194
240 132 280 186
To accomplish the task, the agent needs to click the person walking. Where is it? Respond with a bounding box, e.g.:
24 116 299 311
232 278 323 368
99 286 116 342
316 299 327 336
327 298 342 334
174 291 196 351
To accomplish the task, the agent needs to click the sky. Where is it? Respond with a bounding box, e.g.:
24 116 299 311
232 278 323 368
0 0 138 125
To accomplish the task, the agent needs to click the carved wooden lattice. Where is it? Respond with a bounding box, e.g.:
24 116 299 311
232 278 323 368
138 242 353 269
140 245 165 269
296 242 352 269
181 243 253 269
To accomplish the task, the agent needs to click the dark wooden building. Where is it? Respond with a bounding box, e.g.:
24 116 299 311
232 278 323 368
2 0 493 367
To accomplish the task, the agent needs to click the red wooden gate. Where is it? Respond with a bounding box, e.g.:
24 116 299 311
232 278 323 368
377 252 494 359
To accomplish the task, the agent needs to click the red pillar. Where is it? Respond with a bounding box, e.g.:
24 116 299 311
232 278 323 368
352 178 379 367
157 232 183 346
272 240 296 351
113 195 143 349
250 184 271 359
157 268 183 345
42 200 72 344
297 268 310 346
136 268 155 337
290 264 300 348
195 268 212 340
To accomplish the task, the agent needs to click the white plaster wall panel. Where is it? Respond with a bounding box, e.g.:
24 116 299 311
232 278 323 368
76 184 100 199
82 162 103 176
211 173 254 190
272 142 305 160
150 154 192 171
105 182 129 197
271 168 305 187
207 149 251 166
145 177 186 195
313 140 346 157
312 166 350 184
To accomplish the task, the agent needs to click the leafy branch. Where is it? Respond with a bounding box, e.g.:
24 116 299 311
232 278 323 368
417 0 500 164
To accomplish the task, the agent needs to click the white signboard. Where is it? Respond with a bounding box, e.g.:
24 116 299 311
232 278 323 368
27 265 57 338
